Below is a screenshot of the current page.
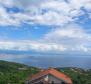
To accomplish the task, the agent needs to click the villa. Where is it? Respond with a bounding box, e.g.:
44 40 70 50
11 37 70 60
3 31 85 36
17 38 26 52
26 68 72 84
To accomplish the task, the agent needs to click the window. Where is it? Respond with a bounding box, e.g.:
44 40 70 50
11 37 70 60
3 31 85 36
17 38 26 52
51 81 54 84
34 81 43 84
61 81 66 84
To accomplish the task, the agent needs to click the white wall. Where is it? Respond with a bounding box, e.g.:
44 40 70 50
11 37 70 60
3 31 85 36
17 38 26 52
44 74 65 83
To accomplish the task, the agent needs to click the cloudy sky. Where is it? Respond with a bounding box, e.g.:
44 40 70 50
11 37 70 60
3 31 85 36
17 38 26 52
0 0 91 54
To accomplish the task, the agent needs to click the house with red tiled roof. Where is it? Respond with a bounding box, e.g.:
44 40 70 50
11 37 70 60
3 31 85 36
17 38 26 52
26 68 72 84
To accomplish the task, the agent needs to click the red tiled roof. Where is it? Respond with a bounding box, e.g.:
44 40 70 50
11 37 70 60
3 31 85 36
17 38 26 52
29 68 72 84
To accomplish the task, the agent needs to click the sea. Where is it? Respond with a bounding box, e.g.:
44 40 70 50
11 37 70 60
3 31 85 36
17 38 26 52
0 53 91 69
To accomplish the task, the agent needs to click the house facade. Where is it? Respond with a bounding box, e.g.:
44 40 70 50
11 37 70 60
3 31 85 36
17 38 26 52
26 68 72 84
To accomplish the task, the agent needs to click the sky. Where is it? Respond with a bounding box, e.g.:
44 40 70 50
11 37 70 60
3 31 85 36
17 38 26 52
0 0 91 55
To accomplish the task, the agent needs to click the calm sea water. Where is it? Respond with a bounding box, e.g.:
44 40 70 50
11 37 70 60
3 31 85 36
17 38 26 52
1 54 91 69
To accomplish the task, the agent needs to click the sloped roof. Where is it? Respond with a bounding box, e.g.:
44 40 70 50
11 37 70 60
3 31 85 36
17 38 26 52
28 68 72 84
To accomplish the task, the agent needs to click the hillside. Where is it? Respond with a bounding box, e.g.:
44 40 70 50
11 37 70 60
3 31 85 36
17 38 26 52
57 67 91 84
0 60 40 84
0 60 91 84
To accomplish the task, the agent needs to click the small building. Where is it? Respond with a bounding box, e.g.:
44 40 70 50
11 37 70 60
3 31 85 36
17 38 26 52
26 68 72 84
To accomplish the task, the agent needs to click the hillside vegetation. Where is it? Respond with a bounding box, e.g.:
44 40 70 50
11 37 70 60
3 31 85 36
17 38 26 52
57 67 91 84
0 60 40 84
0 60 91 84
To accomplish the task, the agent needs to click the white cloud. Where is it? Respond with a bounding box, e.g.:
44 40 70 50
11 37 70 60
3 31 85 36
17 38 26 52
0 0 14 7
44 24 90 40
0 24 90 53
0 6 33 26
0 0 90 26
69 0 91 10
0 0 91 54
43 23 91 52
27 0 91 26
32 11 72 25
0 6 21 26
0 41 66 52
29 0 73 25
0 0 90 53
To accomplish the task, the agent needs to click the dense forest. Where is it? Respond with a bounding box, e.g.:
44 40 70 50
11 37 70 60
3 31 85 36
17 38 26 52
0 60 91 84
